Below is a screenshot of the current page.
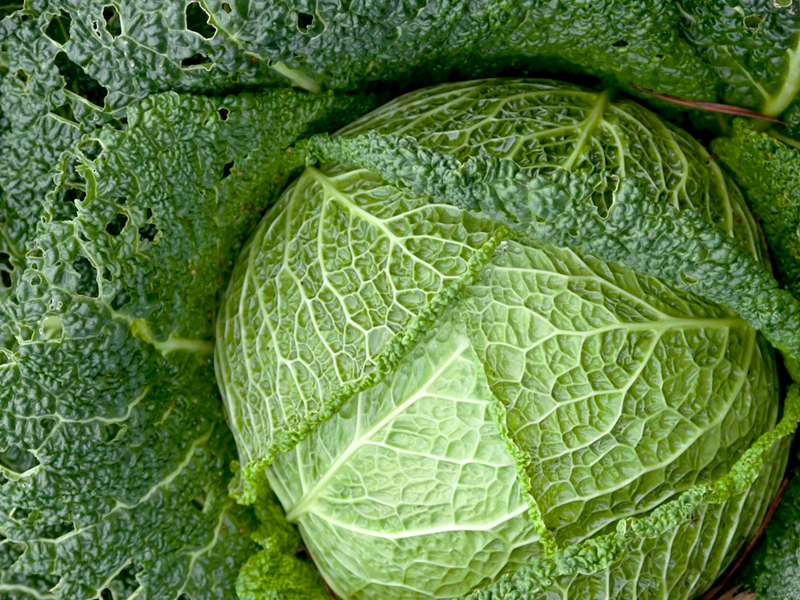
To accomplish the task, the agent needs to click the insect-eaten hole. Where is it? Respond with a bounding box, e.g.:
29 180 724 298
218 107 229 121
103 422 123 443
744 14 763 31
296 11 313 32
40 315 63 342
181 52 211 68
680 272 698 286
79 139 103 161
190 493 206 512
14 69 27 84
612 39 629 48
55 187 85 221
138 222 159 243
110 289 131 311
0 252 13 291
44 11 72 46
100 589 113 600
186 2 216 39
221 161 234 178
105 213 128 236
0 445 40 474
103 5 122 38
50 101 76 123
72 255 99 297
54 52 109 108
221 2 232 13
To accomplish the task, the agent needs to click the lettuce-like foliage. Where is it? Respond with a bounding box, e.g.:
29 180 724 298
0 88 376 599
216 80 795 600
4 2 800 599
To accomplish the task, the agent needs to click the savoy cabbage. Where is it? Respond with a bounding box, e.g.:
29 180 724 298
2 2 800 600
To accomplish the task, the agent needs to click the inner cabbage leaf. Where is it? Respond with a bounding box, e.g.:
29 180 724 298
216 80 786 600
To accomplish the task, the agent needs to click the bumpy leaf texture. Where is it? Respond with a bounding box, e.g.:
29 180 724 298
216 80 793 600
0 87 377 599
3 2 800 600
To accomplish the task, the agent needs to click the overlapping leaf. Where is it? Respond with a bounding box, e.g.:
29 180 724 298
0 88 376 599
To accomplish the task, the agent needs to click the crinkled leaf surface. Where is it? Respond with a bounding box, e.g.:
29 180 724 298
270 320 539 600
0 87 375 599
217 80 787 600
680 1 800 132
734 465 800 600
713 120 800 297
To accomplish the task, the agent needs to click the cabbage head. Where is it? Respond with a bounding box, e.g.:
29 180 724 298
214 80 787 600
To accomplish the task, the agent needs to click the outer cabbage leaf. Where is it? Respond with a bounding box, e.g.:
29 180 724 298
713 119 800 297
0 88 375 599
679 1 800 133
734 467 800 600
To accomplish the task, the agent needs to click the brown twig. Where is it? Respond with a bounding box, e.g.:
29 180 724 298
631 84 785 123
699 477 789 600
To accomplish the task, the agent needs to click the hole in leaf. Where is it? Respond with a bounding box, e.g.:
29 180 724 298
79 139 103 161
117 197 127 206
218 107 229 121
190 493 206 511
39 520 75 539
54 52 109 108
0 253 13 290
744 14 763 31
144 207 153 219
100 589 112 600
0 445 39 474
40 315 63 341
680 273 698 286
56 187 85 221
221 2 232 13
296 11 313 32
44 11 72 46
30 275 41 286
14 69 27 84
138 223 158 242
110 289 131 310
222 161 234 178
77 230 90 243
186 2 216 39
38 418 56 437
72 255 99 297
103 5 122 38
105 213 128 236
612 40 628 48
50 101 76 123
103 423 123 443
1 270 11 290
102 267 112 281
181 52 211 67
